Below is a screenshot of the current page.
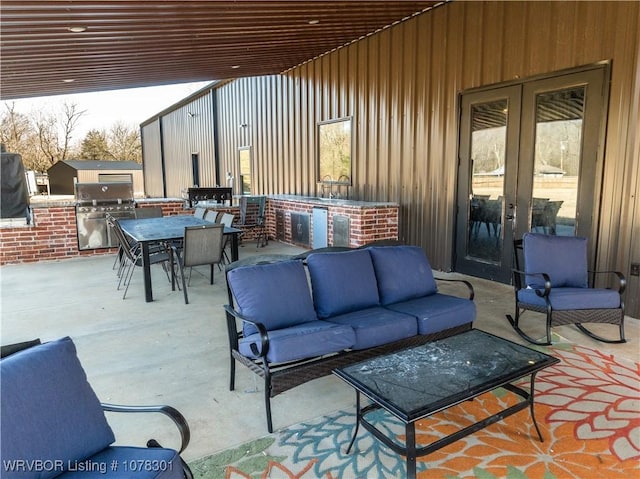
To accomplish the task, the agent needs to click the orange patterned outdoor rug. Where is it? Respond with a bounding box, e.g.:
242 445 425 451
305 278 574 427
191 341 639 478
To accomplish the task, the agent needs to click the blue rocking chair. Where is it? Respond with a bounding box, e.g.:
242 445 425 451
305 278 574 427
506 233 626 346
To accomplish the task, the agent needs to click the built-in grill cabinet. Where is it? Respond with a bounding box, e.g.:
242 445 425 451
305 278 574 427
75 182 135 250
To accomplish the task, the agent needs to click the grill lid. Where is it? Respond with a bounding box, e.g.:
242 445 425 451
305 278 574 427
75 182 134 205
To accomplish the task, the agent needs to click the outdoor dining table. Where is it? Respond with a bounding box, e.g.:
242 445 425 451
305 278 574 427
119 215 242 302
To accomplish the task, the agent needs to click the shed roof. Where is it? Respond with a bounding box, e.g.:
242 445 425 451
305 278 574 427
57 160 142 171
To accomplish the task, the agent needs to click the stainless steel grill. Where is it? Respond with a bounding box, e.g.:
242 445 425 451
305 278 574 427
75 182 135 250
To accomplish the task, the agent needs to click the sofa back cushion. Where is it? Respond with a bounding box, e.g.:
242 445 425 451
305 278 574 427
1 337 115 479
523 233 588 288
228 259 318 336
369 245 438 305
307 249 380 318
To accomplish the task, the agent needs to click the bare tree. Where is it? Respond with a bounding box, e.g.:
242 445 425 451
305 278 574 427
107 122 141 163
1 101 85 171
0 102 48 171
35 102 86 169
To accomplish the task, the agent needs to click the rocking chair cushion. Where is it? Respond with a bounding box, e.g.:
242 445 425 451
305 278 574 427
523 233 589 289
517 287 621 310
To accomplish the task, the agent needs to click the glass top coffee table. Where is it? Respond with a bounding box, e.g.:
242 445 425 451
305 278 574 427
333 329 559 479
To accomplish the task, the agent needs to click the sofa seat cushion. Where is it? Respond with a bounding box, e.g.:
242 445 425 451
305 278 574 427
323 307 417 350
307 249 380 318
385 294 476 335
368 245 438 305
517 287 621 310
239 321 356 363
56 446 183 479
1 337 115 479
523 233 589 288
227 260 318 337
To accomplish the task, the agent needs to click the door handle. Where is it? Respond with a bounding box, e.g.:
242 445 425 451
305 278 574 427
505 203 515 221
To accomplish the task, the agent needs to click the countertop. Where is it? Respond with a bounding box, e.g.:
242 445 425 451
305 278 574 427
268 194 398 208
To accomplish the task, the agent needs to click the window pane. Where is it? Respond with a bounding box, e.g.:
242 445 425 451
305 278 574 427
318 118 352 183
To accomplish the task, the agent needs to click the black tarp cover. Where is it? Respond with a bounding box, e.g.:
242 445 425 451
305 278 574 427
1 151 30 220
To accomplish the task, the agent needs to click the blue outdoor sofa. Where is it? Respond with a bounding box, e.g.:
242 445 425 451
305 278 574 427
224 244 477 432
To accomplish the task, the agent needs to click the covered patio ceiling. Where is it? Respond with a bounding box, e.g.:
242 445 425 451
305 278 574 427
0 0 444 101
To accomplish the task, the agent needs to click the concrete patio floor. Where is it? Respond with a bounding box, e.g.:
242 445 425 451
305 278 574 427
1 241 638 462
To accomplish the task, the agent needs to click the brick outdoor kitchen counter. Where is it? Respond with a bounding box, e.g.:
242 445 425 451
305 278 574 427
0 195 399 265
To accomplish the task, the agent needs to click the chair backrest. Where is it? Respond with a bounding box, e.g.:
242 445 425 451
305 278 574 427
204 209 220 223
1 337 116 476
239 196 266 225
182 223 225 268
220 213 235 227
521 233 588 289
134 207 163 219
110 219 139 261
193 206 207 219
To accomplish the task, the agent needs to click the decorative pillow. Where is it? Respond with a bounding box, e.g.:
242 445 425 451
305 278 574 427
523 233 588 289
227 259 318 336
369 245 438 305
1 337 115 479
307 249 380 318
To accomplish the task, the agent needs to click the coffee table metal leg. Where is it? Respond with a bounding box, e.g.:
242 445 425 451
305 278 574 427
406 422 417 479
529 372 544 442
346 391 361 454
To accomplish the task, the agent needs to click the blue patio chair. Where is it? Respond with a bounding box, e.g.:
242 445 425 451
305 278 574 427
506 233 626 345
1 337 193 478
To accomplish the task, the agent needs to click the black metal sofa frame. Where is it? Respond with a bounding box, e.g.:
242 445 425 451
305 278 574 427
224 247 475 433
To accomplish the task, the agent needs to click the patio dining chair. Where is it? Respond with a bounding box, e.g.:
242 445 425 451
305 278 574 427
111 218 172 299
238 195 268 248
506 232 626 345
204 209 220 223
219 212 235 265
170 223 225 304
193 206 207 219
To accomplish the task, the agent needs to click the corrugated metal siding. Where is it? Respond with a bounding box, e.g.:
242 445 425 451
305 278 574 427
160 91 217 198
214 0 639 295
141 119 163 197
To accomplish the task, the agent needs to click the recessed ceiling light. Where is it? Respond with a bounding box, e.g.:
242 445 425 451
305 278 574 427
308 19 320 25
62 79 75 83
231 65 240 69
67 26 87 33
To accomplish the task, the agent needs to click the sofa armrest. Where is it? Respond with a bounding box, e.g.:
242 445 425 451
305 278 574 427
101 403 191 454
435 277 475 300
224 304 270 358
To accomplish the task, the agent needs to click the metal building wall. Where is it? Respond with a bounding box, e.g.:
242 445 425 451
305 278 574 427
141 119 163 197
214 0 639 311
140 90 218 199
160 91 218 198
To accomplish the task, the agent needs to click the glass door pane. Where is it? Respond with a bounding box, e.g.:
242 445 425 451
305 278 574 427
455 85 520 283
468 99 508 262
530 87 584 236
